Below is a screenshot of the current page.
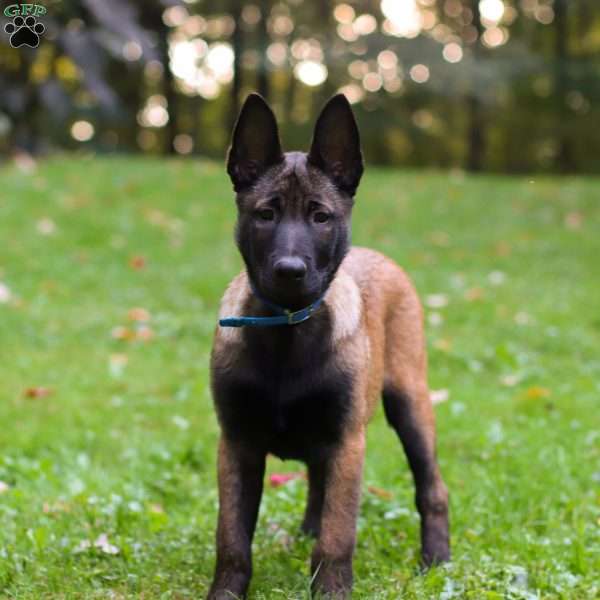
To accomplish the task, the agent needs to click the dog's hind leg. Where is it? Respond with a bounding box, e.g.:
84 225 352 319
382 293 450 566
382 384 449 565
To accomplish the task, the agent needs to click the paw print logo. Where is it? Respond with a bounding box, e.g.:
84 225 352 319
4 15 45 48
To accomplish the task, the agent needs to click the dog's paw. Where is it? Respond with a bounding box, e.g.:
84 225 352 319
311 557 353 599
421 538 451 568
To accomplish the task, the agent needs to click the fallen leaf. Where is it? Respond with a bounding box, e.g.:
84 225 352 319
136 325 154 341
433 338 452 352
367 485 393 500
564 211 583 230
0 481 9 494
494 241 512 257
129 255 146 270
23 387 53 399
128 307 151 322
524 386 551 400
111 326 134 341
464 287 484 301
430 389 450 405
269 472 304 487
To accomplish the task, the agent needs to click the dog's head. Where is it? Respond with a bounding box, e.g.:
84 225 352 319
227 94 363 310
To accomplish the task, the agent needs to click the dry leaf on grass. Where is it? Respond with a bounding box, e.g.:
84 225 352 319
127 307 151 322
564 211 583 230
129 255 146 270
111 326 134 341
269 472 304 487
136 325 154 341
23 387 53 399
367 485 393 500
465 287 484 301
524 386 551 400
433 338 452 352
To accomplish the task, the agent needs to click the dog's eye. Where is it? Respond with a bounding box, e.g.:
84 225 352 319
313 211 330 224
257 208 275 221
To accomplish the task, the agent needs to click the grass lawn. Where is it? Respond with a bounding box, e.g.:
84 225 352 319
0 156 598 599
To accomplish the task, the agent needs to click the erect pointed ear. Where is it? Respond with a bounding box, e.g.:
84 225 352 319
226 94 284 192
307 94 364 196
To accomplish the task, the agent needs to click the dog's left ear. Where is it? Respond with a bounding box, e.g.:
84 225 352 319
227 93 284 192
308 94 363 197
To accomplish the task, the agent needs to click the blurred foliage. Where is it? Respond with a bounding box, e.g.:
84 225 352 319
0 0 599 173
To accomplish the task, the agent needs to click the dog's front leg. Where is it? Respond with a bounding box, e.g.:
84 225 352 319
310 429 365 598
207 436 265 600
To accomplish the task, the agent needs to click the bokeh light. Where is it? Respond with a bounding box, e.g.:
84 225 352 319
381 0 423 38
479 0 505 24
333 4 355 24
337 83 365 104
173 134 194 155
71 120 94 142
294 61 328 86
362 72 383 92
122 41 142 62
353 14 377 36
443 42 463 63
138 95 169 128
410 64 430 84
482 27 508 48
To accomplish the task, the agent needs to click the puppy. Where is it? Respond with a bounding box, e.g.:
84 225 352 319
208 94 449 599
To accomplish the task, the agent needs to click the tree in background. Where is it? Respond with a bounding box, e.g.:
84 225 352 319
1 0 599 173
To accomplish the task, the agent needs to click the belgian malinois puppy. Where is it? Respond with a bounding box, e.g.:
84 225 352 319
208 94 449 599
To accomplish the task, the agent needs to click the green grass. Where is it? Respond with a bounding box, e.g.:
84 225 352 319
0 156 599 599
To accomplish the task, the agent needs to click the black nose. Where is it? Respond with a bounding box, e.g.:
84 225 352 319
274 257 307 281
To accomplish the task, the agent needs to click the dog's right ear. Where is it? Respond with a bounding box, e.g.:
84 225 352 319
227 94 283 192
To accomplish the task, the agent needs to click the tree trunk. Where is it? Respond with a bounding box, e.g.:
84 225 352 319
256 0 270 101
554 0 573 172
229 1 243 134
466 0 485 172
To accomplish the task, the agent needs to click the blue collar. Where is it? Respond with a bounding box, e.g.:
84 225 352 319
219 283 325 328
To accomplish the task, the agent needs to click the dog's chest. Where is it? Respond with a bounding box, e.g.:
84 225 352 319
213 323 354 460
